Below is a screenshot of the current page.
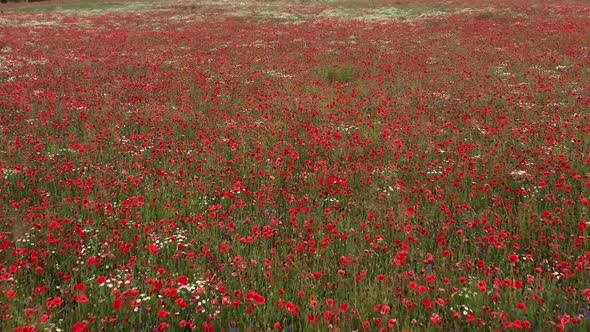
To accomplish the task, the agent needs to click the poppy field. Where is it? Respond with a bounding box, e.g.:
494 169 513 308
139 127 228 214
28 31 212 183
0 0 589 330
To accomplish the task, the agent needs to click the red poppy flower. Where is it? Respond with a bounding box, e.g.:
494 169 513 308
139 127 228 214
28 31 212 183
112 298 123 311
73 322 89 332
326 298 334 307
157 309 170 318
430 313 442 325
508 253 519 262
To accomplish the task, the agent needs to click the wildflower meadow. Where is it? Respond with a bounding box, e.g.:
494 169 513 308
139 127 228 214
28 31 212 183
0 0 589 331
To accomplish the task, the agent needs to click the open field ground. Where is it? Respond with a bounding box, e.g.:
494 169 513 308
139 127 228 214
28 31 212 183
1 0 589 330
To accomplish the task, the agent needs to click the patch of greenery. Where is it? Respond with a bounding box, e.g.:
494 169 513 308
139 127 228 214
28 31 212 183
2 0 153 13
316 63 356 83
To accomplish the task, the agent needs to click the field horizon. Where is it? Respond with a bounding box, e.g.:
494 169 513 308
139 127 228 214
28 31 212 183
1 0 589 331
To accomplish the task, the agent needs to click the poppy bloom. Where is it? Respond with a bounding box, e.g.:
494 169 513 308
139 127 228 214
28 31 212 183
157 309 170 318
253 294 266 304
47 296 64 308
112 298 123 310
175 297 187 308
430 313 442 325
73 322 89 332
508 253 519 262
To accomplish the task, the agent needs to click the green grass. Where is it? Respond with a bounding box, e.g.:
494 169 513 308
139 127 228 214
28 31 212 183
316 64 356 83
2 0 154 13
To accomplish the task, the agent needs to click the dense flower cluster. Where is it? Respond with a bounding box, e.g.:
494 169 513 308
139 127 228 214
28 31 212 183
0 0 588 330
